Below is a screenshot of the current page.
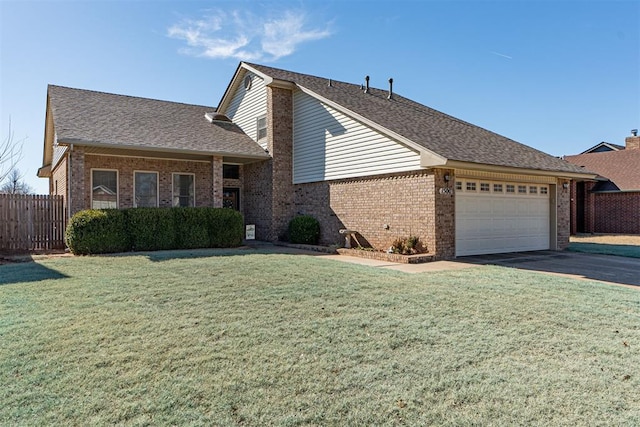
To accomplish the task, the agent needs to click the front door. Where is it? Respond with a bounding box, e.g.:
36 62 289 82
223 187 240 210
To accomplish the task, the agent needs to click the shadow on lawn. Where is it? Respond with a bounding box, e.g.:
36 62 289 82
104 244 319 263
568 242 640 259
0 260 69 286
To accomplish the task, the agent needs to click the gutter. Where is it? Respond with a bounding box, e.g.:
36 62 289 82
56 139 271 160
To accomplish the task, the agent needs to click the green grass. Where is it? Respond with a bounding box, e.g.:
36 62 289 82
568 242 640 258
1 248 639 426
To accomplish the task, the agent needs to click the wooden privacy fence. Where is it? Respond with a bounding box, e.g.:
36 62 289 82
0 194 66 252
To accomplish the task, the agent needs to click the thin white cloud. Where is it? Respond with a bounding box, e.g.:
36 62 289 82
168 9 332 62
490 51 513 60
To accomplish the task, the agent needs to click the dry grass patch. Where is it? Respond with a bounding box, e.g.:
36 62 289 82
1 248 639 425
571 234 640 246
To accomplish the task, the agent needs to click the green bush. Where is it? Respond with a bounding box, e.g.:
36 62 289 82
174 208 209 249
65 207 244 255
288 215 320 245
207 208 244 247
65 209 130 255
127 208 175 251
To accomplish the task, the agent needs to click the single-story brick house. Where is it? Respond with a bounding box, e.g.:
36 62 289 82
38 62 595 258
564 131 640 234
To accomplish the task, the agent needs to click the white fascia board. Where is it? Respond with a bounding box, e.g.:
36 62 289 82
295 85 448 165
443 160 598 180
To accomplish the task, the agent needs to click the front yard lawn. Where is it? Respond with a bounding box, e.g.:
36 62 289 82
2 249 639 425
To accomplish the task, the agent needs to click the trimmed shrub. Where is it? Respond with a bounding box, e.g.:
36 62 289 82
391 236 426 255
127 208 175 251
207 208 244 247
65 209 130 255
174 207 210 249
65 207 244 255
288 215 320 245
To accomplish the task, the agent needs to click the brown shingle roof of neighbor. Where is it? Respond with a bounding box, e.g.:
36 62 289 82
244 62 588 175
564 150 640 190
47 85 269 159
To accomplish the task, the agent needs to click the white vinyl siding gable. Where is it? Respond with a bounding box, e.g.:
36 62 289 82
293 91 421 183
224 72 268 149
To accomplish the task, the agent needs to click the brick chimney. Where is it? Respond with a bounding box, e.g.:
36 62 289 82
626 129 639 150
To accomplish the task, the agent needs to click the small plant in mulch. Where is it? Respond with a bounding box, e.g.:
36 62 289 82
390 236 426 255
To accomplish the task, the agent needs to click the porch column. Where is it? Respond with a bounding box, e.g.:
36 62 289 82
212 155 223 208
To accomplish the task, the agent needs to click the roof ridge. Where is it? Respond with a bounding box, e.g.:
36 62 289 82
47 84 215 110
247 62 535 151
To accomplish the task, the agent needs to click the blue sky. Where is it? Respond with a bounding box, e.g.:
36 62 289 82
1 0 638 194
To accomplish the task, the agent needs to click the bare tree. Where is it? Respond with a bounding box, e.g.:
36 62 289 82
0 169 34 194
1 118 25 184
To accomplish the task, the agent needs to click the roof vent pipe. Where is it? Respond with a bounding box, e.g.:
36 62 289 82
632 129 638 136
364 76 370 93
388 78 394 99
328 78 332 87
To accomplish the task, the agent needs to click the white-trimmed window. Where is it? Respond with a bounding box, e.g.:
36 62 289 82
455 181 462 191
493 183 503 193
466 182 476 191
480 183 490 192
540 186 548 194
172 173 195 207
506 184 515 193
134 171 158 208
529 186 538 195
518 185 527 194
256 115 267 141
91 169 118 209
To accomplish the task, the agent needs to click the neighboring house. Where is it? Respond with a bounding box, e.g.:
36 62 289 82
38 62 595 259
564 131 640 234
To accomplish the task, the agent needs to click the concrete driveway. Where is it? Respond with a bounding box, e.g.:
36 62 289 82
460 251 640 288
253 242 640 288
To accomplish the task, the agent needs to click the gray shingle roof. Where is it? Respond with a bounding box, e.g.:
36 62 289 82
245 63 587 175
48 85 268 159
565 150 640 190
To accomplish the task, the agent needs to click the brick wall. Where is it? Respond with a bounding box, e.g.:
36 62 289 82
293 169 456 259
51 155 68 210
76 154 215 214
593 192 640 234
244 160 273 241
570 180 639 235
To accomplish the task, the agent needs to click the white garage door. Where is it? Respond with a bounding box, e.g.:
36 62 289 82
455 180 551 256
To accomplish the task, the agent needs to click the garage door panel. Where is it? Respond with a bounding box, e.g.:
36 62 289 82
456 180 550 256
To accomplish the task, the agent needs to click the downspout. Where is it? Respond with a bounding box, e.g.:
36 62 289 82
67 144 73 220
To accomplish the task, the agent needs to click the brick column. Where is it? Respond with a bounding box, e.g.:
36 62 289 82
557 179 571 250
585 181 596 233
212 156 223 208
433 168 456 259
267 85 294 240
